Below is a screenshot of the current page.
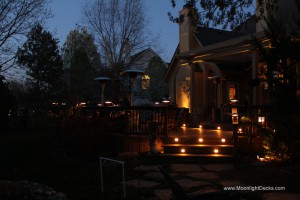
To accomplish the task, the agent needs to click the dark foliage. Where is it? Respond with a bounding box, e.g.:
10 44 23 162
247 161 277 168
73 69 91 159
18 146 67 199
17 24 64 108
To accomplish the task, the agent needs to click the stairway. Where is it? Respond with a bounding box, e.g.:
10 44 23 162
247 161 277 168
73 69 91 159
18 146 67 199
162 136 234 156
157 125 236 162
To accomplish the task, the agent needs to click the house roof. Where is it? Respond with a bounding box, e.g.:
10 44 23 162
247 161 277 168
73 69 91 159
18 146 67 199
193 27 247 46
129 47 160 64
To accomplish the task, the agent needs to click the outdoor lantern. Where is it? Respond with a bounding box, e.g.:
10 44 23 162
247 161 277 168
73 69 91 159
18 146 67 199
258 116 265 123
231 99 239 125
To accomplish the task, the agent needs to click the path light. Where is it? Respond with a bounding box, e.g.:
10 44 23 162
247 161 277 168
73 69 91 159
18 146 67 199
238 128 243 133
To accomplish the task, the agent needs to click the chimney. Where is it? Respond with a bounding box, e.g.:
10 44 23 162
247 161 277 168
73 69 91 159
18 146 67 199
179 4 197 53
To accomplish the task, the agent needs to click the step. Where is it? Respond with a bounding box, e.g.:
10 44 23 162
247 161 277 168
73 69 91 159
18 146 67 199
162 137 233 145
162 144 234 154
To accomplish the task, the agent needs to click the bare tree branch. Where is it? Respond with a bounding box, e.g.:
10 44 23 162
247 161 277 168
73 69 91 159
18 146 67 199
0 0 51 73
82 0 154 72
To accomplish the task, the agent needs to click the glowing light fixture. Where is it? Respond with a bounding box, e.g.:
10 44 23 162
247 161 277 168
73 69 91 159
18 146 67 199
217 126 221 130
238 128 242 133
221 138 226 143
180 148 186 153
174 137 179 142
213 149 219 154
258 116 265 123
182 124 186 127
199 125 202 128
198 138 203 143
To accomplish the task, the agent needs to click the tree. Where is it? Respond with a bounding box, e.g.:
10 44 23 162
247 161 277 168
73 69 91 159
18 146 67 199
82 0 155 101
17 24 64 107
0 0 51 73
169 0 276 30
62 27 100 103
62 27 101 71
253 7 300 158
0 75 15 130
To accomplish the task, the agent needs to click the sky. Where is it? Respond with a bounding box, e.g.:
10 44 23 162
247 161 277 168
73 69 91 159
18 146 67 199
46 0 185 63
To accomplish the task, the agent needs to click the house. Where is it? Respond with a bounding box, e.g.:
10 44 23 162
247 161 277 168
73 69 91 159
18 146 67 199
126 48 169 102
164 0 300 123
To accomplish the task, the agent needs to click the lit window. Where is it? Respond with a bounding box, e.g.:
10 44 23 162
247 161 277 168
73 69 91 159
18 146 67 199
141 74 150 89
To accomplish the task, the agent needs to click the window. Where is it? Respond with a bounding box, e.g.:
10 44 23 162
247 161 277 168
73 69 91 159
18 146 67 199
141 74 150 89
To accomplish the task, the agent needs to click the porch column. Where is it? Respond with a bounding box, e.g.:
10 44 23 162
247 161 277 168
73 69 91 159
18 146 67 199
190 63 195 113
252 51 259 105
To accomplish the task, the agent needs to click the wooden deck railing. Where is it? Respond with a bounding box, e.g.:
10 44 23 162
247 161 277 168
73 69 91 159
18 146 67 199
65 106 181 136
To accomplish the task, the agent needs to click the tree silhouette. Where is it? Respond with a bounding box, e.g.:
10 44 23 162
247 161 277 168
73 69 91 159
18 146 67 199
17 24 64 108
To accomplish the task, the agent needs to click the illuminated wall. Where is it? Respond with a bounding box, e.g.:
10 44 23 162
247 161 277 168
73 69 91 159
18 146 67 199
176 65 190 110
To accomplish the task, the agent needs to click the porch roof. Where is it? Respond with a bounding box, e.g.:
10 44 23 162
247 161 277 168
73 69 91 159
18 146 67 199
178 31 267 66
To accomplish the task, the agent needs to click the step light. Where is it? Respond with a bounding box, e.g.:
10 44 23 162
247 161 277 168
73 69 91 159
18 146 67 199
221 138 226 143
174 137 179 142
217 126 221 130
213 149 219 154
180 148 186 153
199 125 202 128
182 123 186 127
198 138 203 143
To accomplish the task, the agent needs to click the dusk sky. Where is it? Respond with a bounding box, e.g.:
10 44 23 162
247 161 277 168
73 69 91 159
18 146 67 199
46 0 185 62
